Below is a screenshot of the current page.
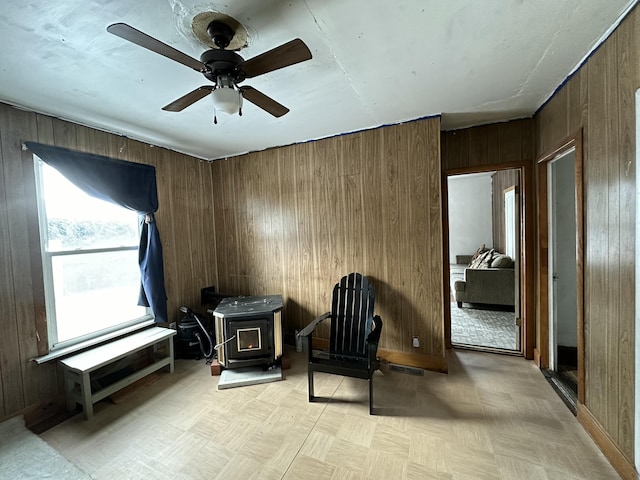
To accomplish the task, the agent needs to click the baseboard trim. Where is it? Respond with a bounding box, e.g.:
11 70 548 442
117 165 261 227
534 347 541 367
577 403 637 480
311 338 447 373
378 348 447 373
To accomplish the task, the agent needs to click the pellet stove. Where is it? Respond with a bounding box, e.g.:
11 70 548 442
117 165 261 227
212 294 283 370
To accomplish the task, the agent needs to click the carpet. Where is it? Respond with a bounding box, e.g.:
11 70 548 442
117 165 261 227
450 302 517 350
0 416 90 479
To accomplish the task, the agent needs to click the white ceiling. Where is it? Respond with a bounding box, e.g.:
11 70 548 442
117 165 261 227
0 0 636 160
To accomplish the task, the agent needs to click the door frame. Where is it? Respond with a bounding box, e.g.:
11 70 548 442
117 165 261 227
535 130 584 403
504 184 521 351
442 160 535 358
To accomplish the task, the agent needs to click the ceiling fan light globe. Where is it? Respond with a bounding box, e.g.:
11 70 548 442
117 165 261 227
211 87 241 115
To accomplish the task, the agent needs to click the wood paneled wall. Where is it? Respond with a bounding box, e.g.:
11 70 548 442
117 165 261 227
491 169 520 254
0 105 443 421
535 6 638 464
210 118 444 358
441 118 535 170
0 103 218 422
440 119 536 358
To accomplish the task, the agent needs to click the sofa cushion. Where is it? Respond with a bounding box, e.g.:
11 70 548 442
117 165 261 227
491 254 514 268
459 267 515 306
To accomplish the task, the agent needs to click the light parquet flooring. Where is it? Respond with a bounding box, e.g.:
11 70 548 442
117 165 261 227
40 348 619 479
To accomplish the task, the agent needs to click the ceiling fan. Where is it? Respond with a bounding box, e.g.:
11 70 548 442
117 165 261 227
106 20 312 122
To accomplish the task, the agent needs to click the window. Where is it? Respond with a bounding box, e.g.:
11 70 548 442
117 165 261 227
35 157 151 351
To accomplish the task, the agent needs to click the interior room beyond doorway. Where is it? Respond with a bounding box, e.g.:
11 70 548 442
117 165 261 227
447 169 522 353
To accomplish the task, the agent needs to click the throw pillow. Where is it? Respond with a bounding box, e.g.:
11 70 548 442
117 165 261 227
477 249 495 268
470 248 493 268
491 254 514 268
469 244 488 266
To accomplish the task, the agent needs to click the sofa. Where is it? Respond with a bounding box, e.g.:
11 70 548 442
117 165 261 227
450 251 515 308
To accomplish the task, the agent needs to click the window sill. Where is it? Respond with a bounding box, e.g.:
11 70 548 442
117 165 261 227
32 318 156 364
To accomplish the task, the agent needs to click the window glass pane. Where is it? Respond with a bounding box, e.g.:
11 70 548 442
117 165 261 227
52 250 146 343
36 158 150 350
41 163 139 250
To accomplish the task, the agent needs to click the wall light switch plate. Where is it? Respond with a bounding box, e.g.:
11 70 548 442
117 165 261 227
412 336 420 348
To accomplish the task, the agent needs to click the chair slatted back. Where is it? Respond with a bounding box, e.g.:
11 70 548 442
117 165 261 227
329 273 375 356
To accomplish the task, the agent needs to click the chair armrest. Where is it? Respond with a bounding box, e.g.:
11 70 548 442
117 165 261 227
366 315 383 346
367 315 383 368
298 312 331 337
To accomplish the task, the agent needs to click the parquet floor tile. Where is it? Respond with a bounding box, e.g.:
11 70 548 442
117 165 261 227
40 348 620 479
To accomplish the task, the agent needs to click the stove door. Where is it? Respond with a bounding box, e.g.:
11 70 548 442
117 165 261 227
226 318 273 360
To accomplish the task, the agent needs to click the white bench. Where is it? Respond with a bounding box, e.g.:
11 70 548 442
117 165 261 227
59 326 176 420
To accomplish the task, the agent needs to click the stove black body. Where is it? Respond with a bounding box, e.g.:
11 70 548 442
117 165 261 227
211 295 283 369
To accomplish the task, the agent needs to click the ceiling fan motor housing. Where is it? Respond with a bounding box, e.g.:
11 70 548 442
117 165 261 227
206 21 235 49
200 49 246 84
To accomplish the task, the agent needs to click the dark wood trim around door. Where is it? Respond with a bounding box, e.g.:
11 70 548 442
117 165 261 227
442 160 535 359
536 130 585 404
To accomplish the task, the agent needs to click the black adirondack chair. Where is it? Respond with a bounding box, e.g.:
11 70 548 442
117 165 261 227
298 273 383 414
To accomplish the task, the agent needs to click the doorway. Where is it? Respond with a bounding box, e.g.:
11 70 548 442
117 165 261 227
548 149 578 400
446 168 523 353
536 132 584 411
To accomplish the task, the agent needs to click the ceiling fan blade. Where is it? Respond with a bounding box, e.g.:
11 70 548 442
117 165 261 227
107 23 205 72
240 86 289 117
162 86 213 112
239 39 312 78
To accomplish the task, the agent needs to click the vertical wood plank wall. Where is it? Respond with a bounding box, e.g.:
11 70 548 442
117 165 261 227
0 103 218 421
441 119 535 170
0 107 443 420
0 6 635 465
491 169 520 254
535 6 638 463
210 118 444 359
440 119 537 360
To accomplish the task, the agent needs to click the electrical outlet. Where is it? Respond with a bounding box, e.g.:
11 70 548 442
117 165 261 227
412 336 420 348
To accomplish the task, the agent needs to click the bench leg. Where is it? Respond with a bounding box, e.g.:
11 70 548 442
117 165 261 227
80 373 93 420
168 337 175 373
154 338 175 373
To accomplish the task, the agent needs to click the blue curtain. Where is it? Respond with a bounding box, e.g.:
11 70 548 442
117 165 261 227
26 142 168 323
